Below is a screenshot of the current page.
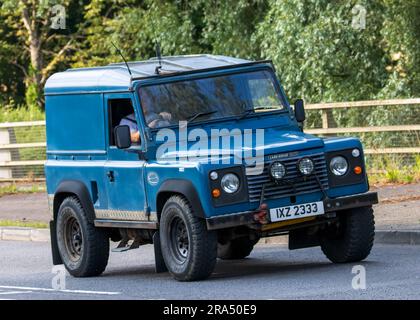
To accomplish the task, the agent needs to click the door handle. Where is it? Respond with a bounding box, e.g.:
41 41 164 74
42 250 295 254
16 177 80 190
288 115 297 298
106 171 115 182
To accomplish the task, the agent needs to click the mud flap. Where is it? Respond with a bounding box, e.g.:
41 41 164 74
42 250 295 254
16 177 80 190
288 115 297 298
289 227 320 250
153 231 168 273
50 220 63 265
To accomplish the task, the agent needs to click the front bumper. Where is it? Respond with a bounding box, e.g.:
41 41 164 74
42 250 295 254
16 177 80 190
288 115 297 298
206 192 378 230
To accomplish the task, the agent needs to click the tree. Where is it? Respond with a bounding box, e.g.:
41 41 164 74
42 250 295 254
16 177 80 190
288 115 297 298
0 0 85 107
197 0 268 59
72 0 202 68
379 0 420 98
72 0 269 68
255 0 387 104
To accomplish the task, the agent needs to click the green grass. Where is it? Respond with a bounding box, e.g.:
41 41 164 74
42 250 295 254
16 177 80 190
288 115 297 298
368 154 420 185
0 183 46 196
0 220 48 229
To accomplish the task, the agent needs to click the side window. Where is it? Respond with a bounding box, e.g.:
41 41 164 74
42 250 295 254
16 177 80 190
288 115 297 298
108 99 135 146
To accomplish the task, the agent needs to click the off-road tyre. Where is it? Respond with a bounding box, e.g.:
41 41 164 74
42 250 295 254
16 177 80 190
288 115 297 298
320 206 375 263
56 196 109 277
160 195 217 281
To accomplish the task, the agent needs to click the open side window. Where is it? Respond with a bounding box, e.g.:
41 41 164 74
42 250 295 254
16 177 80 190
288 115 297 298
108 99 135 146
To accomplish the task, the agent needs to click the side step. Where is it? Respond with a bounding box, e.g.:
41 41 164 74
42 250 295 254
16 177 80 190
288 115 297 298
112 238 142 252
111 230 168 274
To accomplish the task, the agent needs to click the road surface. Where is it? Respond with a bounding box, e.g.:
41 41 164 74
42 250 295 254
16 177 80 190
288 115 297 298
0 240 419 300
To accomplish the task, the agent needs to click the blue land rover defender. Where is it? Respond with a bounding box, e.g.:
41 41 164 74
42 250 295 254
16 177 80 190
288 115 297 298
45 55 378 281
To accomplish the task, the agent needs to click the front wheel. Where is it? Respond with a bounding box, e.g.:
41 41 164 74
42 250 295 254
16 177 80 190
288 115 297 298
160 195 217 281
320 206 375 263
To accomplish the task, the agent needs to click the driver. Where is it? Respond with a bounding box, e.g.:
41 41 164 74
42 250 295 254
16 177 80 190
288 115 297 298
119 94 172 143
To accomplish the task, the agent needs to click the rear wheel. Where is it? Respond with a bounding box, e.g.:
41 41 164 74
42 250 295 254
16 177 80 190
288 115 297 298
56 196 109 277
217 236 259 260
320 206 375 263
160 195 217 281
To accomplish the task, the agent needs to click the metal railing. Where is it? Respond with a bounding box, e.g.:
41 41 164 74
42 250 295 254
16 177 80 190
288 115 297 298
0 99 419 181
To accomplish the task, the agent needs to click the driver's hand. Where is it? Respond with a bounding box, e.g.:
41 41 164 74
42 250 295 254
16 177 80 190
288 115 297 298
159 112 172 121
131 131 140 143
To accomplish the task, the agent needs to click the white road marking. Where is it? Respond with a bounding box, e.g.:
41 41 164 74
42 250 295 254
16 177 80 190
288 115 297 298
0 285 120 296
0 291 33 295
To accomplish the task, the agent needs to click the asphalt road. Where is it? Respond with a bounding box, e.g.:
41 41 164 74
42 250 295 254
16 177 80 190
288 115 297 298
0 240 419 300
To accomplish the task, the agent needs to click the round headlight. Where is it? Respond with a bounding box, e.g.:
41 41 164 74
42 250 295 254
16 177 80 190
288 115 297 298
330 156 348 176
298 158 314 175
221 173 240 194
269 161 286 180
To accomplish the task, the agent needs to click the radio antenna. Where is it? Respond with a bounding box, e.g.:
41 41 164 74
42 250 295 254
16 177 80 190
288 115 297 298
155 42 162 75
111 42 132 77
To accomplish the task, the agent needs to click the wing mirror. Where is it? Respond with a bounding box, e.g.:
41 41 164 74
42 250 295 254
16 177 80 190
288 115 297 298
294 99 306 123
114 125 132 149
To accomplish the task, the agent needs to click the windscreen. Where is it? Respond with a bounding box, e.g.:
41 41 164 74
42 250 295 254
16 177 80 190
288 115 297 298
138 69 286 128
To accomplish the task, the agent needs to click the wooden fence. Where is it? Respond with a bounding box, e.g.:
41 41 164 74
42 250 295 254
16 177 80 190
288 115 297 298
305 98 420 155
0 99 419 181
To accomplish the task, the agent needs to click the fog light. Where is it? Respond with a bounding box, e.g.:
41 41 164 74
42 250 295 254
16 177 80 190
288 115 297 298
298 158 314 176
269 161 286 180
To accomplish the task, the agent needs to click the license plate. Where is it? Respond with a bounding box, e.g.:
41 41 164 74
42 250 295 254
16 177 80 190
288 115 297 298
269 201 325 223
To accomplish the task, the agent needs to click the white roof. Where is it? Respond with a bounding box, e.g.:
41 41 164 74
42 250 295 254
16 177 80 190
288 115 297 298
45 55 252 95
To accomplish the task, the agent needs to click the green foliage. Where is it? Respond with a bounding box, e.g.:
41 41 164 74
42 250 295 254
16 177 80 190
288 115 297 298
1 0 420 105
197 0 268 58
367 154 420 185
0 104 44 122
379 0 420 98
256 0 387 103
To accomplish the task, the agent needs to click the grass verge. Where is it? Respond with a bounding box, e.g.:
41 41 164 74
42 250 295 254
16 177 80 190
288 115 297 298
368 155 420 185
0 183 46 196
0 220 48 229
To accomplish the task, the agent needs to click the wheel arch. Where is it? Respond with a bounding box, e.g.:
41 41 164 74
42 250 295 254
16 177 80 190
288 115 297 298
156 179 206 221
53 180 95 223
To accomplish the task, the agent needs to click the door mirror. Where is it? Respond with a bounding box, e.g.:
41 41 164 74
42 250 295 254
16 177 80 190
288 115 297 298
294 99 305 123
114 125 132 149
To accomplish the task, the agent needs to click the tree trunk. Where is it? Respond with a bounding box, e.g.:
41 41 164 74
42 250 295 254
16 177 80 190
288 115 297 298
22 5 44 107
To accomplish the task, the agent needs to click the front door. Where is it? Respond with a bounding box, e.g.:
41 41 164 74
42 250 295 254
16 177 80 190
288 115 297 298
100 94 148 222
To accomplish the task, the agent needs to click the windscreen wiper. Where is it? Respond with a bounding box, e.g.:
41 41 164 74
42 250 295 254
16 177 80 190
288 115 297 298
187 110 218 122
239 106 271 119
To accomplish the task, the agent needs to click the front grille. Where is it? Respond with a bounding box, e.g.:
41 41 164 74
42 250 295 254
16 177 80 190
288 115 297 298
246 153 329 202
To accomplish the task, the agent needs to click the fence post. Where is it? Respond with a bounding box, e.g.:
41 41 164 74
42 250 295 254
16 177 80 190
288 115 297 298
321 109 329 129
0 128 12 179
